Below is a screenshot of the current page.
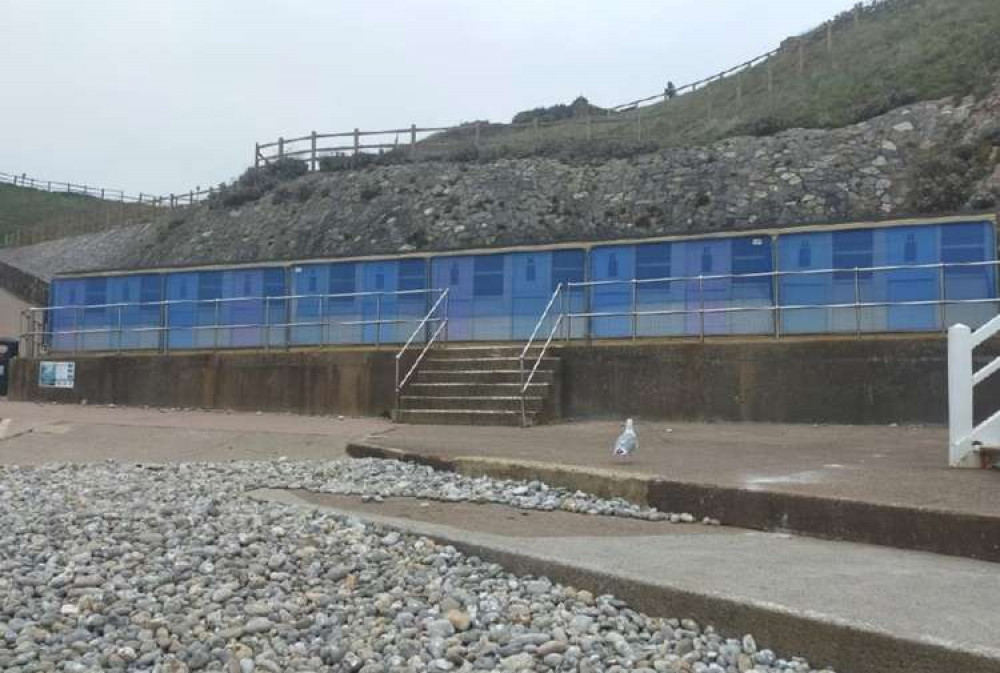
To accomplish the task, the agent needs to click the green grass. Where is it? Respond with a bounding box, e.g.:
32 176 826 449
0 183 156 247
426 0 1000 155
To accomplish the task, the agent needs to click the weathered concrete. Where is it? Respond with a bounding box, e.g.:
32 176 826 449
13 336 1000 427
9 349 411 417
345 413 1000 562
0 400 391 464
559 336 1000 425
252 488 1000 673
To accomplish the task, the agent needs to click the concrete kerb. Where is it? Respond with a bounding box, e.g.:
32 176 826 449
345 441 1000 563
249 488 1000 673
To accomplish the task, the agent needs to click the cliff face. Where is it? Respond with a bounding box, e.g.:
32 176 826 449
4 86 1000 280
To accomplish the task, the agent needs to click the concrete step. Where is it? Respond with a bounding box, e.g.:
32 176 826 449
399 395 546 412
423 357 560 371
395 409 531 426
414 369 555 384
431 345 552 359
404 382 551 397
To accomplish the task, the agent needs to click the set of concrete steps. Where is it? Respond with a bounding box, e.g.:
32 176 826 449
396 345 561 426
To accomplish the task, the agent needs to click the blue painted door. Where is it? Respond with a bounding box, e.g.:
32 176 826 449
885 226 939 331
512 252 552 340
590 246 634 338
432 257 473 341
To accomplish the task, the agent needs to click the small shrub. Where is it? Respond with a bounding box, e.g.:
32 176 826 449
271 186 292 205
905 144 986 214
296 182 316 203
359 183 381 202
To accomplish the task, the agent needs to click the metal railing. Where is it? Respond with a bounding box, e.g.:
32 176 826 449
395 289 450 415
554 260 1000 342
518 283 565 427
21 288 445 358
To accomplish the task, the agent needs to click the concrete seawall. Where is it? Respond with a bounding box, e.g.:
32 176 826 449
12 335 1000 425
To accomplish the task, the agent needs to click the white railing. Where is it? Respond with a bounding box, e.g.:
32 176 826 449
518 283 566 427
395 289 450 415
948 315 1000 468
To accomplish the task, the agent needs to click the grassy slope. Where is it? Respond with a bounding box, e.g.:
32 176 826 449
434 0 1000 153
0 183 155 246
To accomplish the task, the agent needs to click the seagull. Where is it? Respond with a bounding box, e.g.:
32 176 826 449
612 418 638 459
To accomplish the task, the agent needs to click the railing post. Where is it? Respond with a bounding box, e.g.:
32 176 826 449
854 267 862 339
353 128 360 155
938 263 947 333
410 124 417 160
774 269 782 339
278 137 285 159
310 131 318 171
214 299 221 350
264 296 271 352
631 279 638 341
562 285 569 342
254 142 261 169
444 290 450 343
698 275 705 341
948 324 975 467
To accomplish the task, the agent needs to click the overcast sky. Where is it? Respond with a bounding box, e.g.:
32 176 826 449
1 1 859 195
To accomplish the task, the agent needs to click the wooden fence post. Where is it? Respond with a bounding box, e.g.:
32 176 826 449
254 142 261 168
410 124 417 160
278 137 285 160
353 128 360 155
310 131 318 171
636 106 642 141
170 194 176 209
736 70 743 104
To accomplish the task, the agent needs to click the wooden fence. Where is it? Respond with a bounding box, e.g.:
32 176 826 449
254 0 904 168
1 171 219 209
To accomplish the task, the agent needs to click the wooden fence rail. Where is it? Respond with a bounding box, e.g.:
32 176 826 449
0 171 222 209
254 0 898 168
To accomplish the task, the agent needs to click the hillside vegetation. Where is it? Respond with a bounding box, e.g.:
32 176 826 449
423 0 1000 158
0 183 156 247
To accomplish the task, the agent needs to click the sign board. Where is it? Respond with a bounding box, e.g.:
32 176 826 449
39 361 75 389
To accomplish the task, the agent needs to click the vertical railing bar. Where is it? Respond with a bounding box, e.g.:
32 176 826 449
854 266 861 340
939 262 947 334
698 275 705 341
631 279 638 341
774 269 782 340
264 296 271 352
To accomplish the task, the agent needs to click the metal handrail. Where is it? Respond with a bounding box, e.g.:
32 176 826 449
395 289 450 408
31 287 442 314
518 284 564 427
564 259 1000 292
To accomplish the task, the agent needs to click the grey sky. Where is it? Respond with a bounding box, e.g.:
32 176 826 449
1 1 858 196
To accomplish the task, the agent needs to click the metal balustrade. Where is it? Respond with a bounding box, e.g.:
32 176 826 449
21 288 446 357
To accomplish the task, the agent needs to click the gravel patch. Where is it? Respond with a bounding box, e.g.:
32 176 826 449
0 460 830 673
258 459 716 525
